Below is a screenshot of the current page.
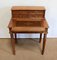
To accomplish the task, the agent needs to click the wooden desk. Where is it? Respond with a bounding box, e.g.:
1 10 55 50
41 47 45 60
8 6 49 55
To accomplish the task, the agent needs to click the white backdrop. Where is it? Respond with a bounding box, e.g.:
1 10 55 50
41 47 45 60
0 0 57 38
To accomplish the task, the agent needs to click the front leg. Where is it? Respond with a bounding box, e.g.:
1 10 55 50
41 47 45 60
41 33 47 55
11 32 15 55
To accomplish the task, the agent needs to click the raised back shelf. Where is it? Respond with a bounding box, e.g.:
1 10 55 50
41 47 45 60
11 6 45 27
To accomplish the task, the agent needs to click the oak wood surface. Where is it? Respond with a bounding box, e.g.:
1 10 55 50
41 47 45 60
11 27 45 33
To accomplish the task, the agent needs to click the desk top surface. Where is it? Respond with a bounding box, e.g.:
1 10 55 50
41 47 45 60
11 6 45 10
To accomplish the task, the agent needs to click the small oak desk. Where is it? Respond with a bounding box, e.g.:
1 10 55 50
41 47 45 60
8 6 49 55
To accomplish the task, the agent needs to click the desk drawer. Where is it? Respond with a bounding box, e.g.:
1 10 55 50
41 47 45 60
12 10 44 14
16 21 42 27
13 14 43 18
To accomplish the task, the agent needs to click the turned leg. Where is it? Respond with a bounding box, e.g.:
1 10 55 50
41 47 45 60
39 33 42 43
15 33 17 43
41 33 47 55
11 33 15 55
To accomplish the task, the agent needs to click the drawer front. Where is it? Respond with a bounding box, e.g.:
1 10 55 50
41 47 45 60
16 21 42 27
12 14 44 18
12 10 45 14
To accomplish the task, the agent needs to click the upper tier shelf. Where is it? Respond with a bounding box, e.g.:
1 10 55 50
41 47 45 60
11 6 45 22
11 6 45 11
